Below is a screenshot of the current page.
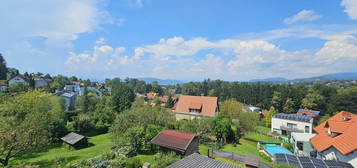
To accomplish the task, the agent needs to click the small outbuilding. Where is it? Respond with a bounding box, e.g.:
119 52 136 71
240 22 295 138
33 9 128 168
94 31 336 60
61 132 88 149
151 130 199 156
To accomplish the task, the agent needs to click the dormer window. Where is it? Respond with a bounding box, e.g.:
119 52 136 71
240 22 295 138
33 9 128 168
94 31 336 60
189 102 202 113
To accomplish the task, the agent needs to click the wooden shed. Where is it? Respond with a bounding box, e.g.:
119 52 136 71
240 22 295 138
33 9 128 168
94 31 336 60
61 132 88 149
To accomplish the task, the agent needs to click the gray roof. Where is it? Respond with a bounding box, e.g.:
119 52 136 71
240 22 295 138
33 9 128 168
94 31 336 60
167 153 241 168
273 113 313 123
61 132 85 145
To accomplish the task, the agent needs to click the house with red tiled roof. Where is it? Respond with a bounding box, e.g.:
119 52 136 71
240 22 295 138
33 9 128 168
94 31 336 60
146 92 158 99
8 74 29 86
174 95 219 120
151 130 199 156
297 109 320 123
310 111 357 167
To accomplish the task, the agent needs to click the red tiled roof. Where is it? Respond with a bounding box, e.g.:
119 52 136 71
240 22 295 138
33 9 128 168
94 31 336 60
297 109 320 118
175 95 218 117
146 92 158 99
151 130 197 152
310 111 357 155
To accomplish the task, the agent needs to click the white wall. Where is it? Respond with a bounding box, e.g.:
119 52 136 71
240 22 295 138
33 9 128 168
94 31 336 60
9 77 28 86
319 147 357 167
35 80 48 87
271 117 313 134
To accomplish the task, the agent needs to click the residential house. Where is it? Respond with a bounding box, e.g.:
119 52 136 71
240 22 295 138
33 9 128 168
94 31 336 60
297 109 320 124
174 95 219 120
34 77 48 87
151 130 199 156
290 132 316 157
310 111 357 167
167 153 241 168
271 113 314 136
61 132 88 149
8 74 29 86
0 81 7 92
64 85 83 96
244 104 261 113
146 92 158 99
61 92 76 111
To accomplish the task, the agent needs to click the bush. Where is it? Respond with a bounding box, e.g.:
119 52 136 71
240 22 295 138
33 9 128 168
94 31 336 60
152 153 180 168
112 156 128 168
126 157 143 168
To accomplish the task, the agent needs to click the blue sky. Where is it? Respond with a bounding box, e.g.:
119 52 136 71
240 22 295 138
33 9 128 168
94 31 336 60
1 0 357 81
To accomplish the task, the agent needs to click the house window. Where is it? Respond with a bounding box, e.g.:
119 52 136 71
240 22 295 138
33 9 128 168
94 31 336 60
305 126 310 133
287 123 297 129
297 142 303 151
189 108 201 113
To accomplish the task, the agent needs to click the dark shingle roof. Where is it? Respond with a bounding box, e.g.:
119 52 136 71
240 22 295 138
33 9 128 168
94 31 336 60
151 130 197 152
167 153 241 168
61 132 85 145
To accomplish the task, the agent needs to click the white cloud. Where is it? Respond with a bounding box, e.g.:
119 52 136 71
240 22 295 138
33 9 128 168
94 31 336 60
341 0 357 20
66 35 357 80
284 10 321 24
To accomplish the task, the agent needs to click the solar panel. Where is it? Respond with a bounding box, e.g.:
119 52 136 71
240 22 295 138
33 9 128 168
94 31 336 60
274 154 353 168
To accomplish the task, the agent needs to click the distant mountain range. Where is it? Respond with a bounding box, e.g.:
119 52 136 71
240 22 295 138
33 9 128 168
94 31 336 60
138 77 185 85
249 72 357 82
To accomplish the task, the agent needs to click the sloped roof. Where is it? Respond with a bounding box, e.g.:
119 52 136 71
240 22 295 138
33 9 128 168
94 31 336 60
297 109 320 118
175 95 218 117
146 92 158 99
61 132 85 145
167 153 241 168
150 130 197 152
310 111 357 155
10 74 29 82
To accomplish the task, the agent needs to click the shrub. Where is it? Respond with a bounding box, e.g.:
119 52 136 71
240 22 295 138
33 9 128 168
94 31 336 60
126 157 143 168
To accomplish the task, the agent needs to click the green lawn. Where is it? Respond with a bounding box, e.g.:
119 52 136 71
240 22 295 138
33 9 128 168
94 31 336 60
12 133 112 167
133 154 156 164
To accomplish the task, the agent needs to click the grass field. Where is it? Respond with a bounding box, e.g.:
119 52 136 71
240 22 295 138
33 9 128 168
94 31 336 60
12 133 112 167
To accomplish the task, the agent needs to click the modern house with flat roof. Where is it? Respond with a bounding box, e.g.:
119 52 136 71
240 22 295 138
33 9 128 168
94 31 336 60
271 113 314 136
291 132 316 157
310 111 357 167
173 95 219 120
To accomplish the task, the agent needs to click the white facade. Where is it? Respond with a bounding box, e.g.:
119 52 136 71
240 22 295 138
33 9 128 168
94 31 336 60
8 76 29 86
271 116 313 135
317 147 357 167
35 79 48 87
64 85 82 96
0 85 7 92
291 132 316 157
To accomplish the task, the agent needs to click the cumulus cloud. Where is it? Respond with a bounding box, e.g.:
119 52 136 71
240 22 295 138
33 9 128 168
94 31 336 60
341 0 357 20
66 35 357 80
284 10 321 24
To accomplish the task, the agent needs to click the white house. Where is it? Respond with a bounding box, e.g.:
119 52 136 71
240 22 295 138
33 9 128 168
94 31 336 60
290 132 316 157
34 77 48 87
310 111 357 167
0 82 7 92
61 92 76 111
271 113 313 136
8 75 29 86
64 85 82 96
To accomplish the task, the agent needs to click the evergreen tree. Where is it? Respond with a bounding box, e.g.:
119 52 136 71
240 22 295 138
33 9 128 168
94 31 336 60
0 53 7 80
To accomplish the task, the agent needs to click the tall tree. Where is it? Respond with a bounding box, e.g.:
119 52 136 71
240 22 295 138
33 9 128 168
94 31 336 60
0 54 7 80
283 98 295 113
111 83 135 113
0 91 56 166
272 91 282 112
264 106 277 127
301 89 323 110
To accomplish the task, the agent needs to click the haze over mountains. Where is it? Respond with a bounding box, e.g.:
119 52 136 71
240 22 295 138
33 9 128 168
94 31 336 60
139 72 357 85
